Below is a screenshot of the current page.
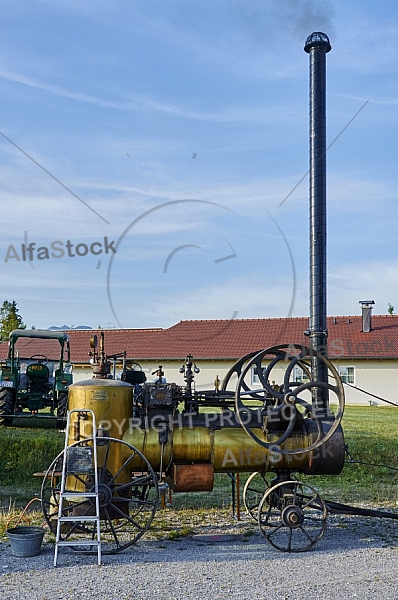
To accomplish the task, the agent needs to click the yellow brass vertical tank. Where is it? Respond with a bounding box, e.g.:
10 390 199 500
67 379 133 440
66 379 133 481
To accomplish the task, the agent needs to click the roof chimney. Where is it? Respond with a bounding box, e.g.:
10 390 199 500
359 300 375 333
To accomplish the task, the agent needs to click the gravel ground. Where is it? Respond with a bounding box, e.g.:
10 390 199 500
0 513 397 600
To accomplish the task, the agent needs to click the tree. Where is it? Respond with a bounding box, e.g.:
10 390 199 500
388 303 395 315
0 300 26 340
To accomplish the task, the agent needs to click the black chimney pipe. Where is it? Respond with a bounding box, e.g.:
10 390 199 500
304 32 331 417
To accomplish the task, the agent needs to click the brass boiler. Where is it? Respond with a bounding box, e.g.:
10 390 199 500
123 422 344 492
66 379 344 493
67 379 133 439
65 379 133 504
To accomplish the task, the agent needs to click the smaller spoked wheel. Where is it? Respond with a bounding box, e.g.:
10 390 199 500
257 480 327 552
243 472 271 522
41 437 159 554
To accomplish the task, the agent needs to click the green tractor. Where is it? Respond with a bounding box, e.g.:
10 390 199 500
0 329 73 428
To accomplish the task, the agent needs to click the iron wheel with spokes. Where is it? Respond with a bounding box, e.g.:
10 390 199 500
257 479 327 552
41 437 159 554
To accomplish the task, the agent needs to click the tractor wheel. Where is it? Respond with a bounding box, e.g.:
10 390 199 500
56 392 68 429
0 387 15 426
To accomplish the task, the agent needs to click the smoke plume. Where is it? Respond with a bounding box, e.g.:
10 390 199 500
274 0 336 40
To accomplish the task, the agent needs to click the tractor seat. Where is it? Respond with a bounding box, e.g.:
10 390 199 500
26 362 50 391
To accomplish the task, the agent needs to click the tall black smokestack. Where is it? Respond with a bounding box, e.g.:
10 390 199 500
304 32 331 417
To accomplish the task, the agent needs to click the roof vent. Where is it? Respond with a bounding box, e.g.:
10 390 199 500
359 300 375 333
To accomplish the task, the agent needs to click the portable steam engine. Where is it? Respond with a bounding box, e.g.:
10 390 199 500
41 333 345 554
41 32 365 555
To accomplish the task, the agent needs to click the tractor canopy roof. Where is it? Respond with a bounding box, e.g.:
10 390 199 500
9 329 70 343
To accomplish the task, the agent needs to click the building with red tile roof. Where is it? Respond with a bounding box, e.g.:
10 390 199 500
1 313 397 405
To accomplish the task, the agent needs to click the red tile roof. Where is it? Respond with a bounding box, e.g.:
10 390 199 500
0 336 67 361
2 316 398 362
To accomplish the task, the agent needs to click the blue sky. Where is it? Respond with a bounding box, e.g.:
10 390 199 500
1 0 398 330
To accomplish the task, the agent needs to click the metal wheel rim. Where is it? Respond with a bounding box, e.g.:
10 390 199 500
235 344 345 455
41 437 159 554
257 480 327 552
243 472 270 522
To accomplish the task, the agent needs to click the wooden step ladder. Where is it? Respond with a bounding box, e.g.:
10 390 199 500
54 409 102 566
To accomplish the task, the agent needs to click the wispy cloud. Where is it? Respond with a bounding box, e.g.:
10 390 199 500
0 67 301 123
328 261 398 316
111 273 301 329
337 92 398 107
0 68 138 110
327 176 397 206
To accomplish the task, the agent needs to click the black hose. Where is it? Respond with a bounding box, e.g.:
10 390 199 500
325 500 398 520
343 382 398 408
345 459 398 473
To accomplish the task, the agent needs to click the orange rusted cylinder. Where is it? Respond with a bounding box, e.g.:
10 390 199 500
167 464 214 492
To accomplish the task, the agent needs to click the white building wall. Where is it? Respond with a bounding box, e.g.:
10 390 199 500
70 357 398 407
333 359 398 406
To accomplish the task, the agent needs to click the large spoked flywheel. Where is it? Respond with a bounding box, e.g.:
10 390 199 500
235 343 344 455
41 437 159 554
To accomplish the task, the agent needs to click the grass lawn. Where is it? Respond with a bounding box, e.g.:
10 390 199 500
307 405 398 505
0 406 397 516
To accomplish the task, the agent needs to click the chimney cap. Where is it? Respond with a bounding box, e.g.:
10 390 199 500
359 300 375 306
304 32 331 53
